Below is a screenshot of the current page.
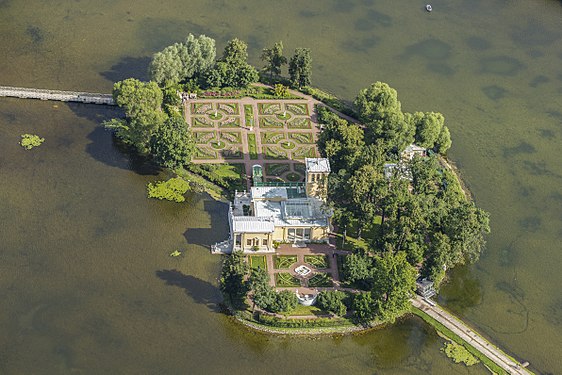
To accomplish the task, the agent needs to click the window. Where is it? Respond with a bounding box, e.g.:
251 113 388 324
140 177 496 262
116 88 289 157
246 239 252 246
262 239 268 246
304 228 311 239
235 234 241 246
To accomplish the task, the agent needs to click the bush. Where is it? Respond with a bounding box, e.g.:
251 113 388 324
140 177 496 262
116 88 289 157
19 134 45 150
147 177 190 202
255 313 349 328
270 290 298 313
317 290 347 316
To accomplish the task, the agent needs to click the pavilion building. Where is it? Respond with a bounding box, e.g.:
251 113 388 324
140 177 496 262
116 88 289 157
212 158 332 253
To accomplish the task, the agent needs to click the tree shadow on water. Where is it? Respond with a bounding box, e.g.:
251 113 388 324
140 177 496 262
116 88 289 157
100 56 151 83
156 269 221 312
84 126 161 175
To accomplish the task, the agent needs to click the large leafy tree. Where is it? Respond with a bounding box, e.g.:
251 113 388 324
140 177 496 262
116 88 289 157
288 48 312 88
349 164 384 238
351 292 375 324
106 78 167 152
411 111 444 149
371 251 417 323
342 252 374 290
247 267 276 310
149 34 216 85
149 115 195 169
219 251 248 308
261 41 287 79
317 290 347 317
355 82 415 153
205 38 258 88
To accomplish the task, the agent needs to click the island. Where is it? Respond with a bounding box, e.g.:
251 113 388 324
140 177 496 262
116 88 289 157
1 32 528 373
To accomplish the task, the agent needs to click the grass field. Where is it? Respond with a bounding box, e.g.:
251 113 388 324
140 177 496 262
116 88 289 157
249 255 267 271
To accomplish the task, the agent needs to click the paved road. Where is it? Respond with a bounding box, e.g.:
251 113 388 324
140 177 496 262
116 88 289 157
412 297 531 375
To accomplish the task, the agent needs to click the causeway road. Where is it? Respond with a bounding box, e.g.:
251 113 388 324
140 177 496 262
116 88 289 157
412 296 531 375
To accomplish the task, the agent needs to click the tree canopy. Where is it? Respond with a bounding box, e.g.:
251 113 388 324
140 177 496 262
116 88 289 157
288 48 312 88
149 115 195 169
149 34 216 86
261 41 287 79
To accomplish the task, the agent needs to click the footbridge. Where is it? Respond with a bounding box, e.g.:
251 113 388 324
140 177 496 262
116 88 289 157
0 85 115 105
413 296 532 374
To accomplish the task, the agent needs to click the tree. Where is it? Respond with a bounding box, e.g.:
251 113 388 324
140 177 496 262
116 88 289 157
434 125 452 154
149 43 186 85
270 290 298 313
247 267 276 310
371 251 417 323
351 292 375 324
149 116 195 169
274 84 289 98
342 252 373 290
261 41 287 79
411 111 444 149
149 34 216 85
317 290 347 316
205 38 258 88
354 82 414 152
106 79 167 152
288 48 312 88
348 164 384 237
219 251 248 308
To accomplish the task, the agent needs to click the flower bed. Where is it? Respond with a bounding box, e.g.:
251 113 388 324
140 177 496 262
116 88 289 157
192 102 213 114
261 132 285 144
304 255 329 269
285 103 308 115
274 255 297 269
218 103 239 115
263 146 289 160
244 104 254 127
192 117 214 127
193 147 218 160
287 117 311 129
258 103 282 115
292 145 317 159
265 163 290 176
275 273 302 287
285 172 302 182
260 117 284 128
289 132 314 144
194 131 216 144
308 273 333 287
247 133 258 160
219 117 240 128
220 131 242 144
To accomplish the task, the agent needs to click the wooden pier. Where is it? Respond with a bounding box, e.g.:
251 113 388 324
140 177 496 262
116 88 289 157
412 296 532 374
0 85 115 105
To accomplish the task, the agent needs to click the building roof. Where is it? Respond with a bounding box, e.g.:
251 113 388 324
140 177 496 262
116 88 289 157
403 144 426 154
305 158 331 173
232 216 275 233
250 186 288 200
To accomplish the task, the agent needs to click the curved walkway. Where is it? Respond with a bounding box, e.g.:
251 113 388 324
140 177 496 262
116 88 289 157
412 297 531 375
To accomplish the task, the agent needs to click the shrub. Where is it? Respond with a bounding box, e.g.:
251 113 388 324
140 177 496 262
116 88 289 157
19 134 45 150
147 177 190 202
270 290 298 313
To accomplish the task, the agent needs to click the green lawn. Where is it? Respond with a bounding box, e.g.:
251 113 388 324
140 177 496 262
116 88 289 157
247 133 258 160
304 255 329 269
274 255 297 269
244 104 254 127
287 304 326 317
249 255 267 271
275 272 301 287
308 273 333 287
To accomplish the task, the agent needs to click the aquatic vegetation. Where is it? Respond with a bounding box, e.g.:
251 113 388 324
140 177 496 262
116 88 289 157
19 134 45 150
441 342 479 366
147 177 190 202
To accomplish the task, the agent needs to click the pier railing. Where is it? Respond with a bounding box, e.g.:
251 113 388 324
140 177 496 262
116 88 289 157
0 85 115 105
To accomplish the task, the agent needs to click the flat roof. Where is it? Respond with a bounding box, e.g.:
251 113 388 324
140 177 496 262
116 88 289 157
250 186 288 200
232 216 274 233
305 158 331 173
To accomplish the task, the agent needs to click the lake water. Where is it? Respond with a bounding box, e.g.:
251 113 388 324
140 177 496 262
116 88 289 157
1 0 561 374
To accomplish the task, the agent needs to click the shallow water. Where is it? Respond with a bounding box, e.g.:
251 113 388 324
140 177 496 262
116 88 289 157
0 0 561 374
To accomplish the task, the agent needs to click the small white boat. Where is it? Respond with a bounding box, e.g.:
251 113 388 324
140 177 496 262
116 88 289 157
426 4 432 12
